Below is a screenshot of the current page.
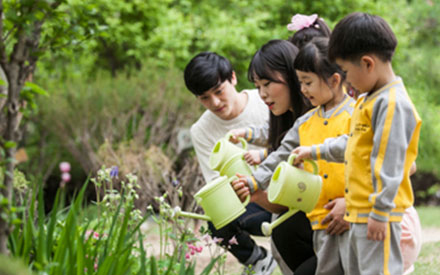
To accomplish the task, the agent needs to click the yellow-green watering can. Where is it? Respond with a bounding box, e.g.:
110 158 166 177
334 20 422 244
261 154 322 236
209 133 253 177
173 176 250 229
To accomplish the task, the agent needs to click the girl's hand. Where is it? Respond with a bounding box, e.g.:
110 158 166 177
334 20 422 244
244 150 262 165
321 198 350 235
367 217 387 241
228 129 246 144
291 146 312 165
230 173 250 202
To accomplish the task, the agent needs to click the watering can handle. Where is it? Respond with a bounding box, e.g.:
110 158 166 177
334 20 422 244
287 154 319 175
225 133 248 151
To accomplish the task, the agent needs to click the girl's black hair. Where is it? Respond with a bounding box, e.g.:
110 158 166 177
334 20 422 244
288 17 331 49
248 40 311 150
294 37 346 85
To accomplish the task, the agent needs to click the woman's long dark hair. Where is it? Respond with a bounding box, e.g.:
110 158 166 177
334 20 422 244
248 40 311 150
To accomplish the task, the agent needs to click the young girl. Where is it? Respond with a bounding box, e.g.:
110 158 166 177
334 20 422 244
287 13 331 48
231 39 316 275
294 37 354 275
232 37 354 275
239 13 332 166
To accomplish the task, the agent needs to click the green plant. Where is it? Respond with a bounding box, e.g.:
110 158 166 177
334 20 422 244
7 166 224 275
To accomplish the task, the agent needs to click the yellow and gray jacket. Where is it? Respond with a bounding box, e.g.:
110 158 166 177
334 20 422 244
311 78 422 223
248 95 354 197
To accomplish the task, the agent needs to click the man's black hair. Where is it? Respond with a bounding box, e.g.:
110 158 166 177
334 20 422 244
184 52 234 96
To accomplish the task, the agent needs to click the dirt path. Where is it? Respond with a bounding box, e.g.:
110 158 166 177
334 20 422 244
421 227 440 243
142 220 440 274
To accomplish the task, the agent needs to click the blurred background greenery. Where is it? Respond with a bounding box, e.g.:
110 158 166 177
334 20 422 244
15 0 439 207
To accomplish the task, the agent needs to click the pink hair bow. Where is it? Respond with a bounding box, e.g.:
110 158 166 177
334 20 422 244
287 14 318 31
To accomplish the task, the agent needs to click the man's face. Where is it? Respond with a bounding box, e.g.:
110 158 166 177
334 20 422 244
196 76 239 120
336 58 371 98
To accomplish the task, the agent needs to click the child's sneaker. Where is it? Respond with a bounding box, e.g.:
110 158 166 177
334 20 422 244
242 249 277 275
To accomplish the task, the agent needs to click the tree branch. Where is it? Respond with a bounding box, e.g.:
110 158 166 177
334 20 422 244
0 0 8 71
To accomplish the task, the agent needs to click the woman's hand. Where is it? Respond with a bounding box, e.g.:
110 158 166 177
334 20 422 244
230 174 250 202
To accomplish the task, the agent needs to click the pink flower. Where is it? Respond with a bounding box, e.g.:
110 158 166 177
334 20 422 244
202 234 211 243
287 14 318 31
85 230 100 240
228 236 239 246
212 237 223 244
61 172 71 183
185 253 191 259
59 162 71 173
196 246 203 253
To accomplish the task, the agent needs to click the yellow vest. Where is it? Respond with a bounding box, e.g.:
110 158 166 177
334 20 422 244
299 97 353 230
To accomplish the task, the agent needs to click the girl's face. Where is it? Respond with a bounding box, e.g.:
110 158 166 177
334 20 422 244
254 73 291 116
296 70 339 109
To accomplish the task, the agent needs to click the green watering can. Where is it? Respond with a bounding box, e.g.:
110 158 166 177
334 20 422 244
209 133 253 177
173 176 250 229
261 154 323 236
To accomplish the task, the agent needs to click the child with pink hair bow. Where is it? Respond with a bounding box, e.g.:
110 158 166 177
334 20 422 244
287 14 331 49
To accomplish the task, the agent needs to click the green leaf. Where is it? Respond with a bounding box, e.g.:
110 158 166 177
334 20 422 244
24 82 49 96
200 256 221 275
138 232 147 275
149 256 158 275
4 141 17 149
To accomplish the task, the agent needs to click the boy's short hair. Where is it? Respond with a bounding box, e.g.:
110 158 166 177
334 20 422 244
184 52 234 96
328 12 397 62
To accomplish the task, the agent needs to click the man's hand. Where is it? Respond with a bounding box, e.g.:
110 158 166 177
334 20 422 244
244 150 262 165
367 217 387 241
321 198 350 235
228 129 246 144
291 146 313 165
230 173 250 202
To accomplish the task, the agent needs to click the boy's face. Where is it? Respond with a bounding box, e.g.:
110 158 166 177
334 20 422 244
196 74 239 120
336 57 373 97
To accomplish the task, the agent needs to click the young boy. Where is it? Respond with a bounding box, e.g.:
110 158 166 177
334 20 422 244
184 52 276 275
292 12 422 275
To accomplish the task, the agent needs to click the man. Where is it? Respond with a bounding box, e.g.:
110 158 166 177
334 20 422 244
184 52 276 275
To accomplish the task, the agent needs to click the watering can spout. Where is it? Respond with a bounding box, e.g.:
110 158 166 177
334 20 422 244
261 208 299 236
172 206 211 221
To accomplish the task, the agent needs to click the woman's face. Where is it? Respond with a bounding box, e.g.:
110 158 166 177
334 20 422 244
254 73 291 116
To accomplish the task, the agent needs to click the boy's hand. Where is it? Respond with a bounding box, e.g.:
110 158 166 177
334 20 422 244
231 173 250 202
291 146 312 165
244 150 262 165
321 198 350 235
367 217 387 241
228 129 246 144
